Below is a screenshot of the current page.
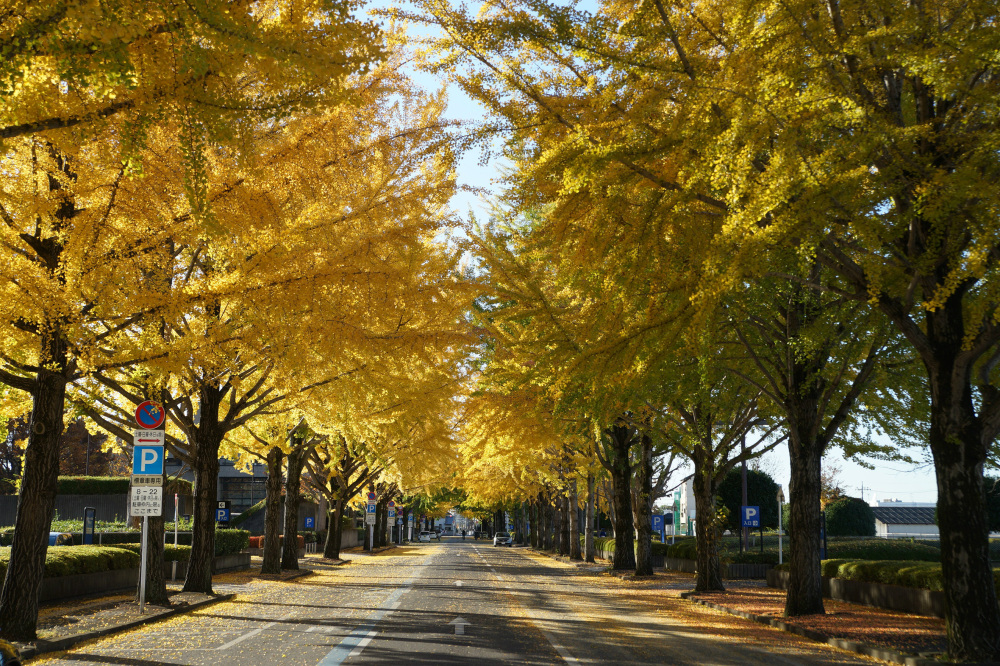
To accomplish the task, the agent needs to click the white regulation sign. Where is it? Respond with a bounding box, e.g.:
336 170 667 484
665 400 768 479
131 486 163 516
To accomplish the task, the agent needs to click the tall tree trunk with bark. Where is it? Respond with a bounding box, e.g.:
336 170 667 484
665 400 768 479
920 303 1000 660
0 362 68 640
691 453 724 592
784 434 825 615
553 496 564 554
603 423 637 570
544 499 556 550
184 387 225 594
569 480 582 561
561 494 572 554
375 497 388 548
281 445 307 571
261 446 283 573
138 515 169 604
585 473 596 563
633 432 654 576
324 498 344 559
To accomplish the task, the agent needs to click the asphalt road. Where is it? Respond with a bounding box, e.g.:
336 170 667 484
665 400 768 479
34 539 880 665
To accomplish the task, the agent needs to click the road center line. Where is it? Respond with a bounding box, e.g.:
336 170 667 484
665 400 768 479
317 576 418 665
482 550 580 664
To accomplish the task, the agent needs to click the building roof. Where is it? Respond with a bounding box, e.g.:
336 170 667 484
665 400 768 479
871 506 936 525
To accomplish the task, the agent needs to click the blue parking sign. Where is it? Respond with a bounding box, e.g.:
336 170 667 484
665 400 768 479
305 516 315 528
741 506 760 528
216 508 230 522
132 446 164 475
651 514 663 531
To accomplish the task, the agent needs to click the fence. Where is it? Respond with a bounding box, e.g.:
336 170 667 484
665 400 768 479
0 493 195 527
0 494 129 526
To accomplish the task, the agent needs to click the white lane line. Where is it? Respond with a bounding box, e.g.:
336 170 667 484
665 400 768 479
217 611 296 650
348 630 378 657
317 580 416 665
540 630 579 663
484 552 580 664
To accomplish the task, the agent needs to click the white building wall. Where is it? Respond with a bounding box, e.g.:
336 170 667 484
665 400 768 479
876 521 940 538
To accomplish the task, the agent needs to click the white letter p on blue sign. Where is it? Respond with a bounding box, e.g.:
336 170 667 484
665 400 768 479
133 446 164 475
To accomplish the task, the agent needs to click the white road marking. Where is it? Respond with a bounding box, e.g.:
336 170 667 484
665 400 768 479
481 550 580 664
217 611 296 650
317 571 419 665
449 617 471 635
348 630 378 657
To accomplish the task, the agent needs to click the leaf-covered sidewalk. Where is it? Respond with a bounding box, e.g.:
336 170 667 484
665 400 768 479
687 581 947 658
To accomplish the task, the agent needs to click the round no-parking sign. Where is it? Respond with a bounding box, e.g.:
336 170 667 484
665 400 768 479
135 400 166 429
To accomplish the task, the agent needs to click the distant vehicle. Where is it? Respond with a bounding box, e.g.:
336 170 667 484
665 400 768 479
418 531 439 542
493 532 513 547
48 532 73 546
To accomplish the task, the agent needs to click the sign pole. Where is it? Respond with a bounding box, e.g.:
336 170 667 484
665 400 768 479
139 515 148 613
172 493 179 581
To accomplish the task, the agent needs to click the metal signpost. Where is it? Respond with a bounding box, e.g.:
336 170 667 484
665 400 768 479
366 492 377 550
388 501 396 543
132 401 165 614
216 501 231 526
83 507 96 545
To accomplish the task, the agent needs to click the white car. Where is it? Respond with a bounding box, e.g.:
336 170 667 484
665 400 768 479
418 531 438 542
493 532 513 547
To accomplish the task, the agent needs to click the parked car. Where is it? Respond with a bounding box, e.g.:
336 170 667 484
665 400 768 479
48 532 73 546
0 638 22 666
493 532 513 547
418 531 439 542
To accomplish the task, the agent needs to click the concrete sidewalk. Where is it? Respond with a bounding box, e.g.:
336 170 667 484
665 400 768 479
11 555 347 661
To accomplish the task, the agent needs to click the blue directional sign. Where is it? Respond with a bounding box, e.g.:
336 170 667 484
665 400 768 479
304 516 315 529
741 505 761 528
132 446 164 475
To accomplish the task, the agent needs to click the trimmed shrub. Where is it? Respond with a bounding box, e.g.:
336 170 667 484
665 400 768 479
0 545 140 580
215 529 250 555
114 543 192 562
826 538 940 561
825 497 876 536
231 499 265 528
665 538 697 560
57 476 130 495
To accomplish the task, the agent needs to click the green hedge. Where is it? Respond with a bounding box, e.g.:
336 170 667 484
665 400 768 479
113 543 192 562
231 499 265 527
57 476 131 495
54 475 193 495
67 528 248 555
584 537 669 556
0 545 140 580
813 559 1000 596
825 538 940 561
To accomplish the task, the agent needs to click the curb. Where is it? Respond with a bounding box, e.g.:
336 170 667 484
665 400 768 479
18 593 235 661
679 592 942 666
